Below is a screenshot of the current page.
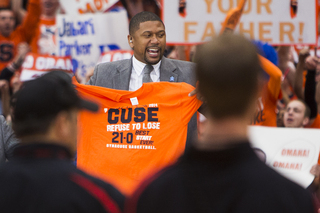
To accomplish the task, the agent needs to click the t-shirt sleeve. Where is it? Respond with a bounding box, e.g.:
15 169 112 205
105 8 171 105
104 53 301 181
259 55 282 100
16 0 41 43
179 83 202 125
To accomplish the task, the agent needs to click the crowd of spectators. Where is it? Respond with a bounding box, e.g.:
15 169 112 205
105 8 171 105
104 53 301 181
0 0 319 212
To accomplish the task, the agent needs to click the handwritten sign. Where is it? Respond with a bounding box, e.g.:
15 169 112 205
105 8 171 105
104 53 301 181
60 0 119 15
20 53 73 81
162 0 317 45
56 11 130 82
249 126 320 188
97 50 133 63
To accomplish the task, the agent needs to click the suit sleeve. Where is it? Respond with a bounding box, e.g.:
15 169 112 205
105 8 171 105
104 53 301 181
259 55 282 100
86 64 99 85
17 0 41 43
0 116 20 160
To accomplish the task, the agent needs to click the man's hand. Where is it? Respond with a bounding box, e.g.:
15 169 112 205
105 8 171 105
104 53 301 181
310 164 320 177
188 87 206 102
16 42 30 61
298 47 310 60
0 80 9 91
305 55 319 70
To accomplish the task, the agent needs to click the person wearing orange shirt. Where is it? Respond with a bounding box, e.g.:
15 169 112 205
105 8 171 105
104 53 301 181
30 0 60 55
0 0 40 71
251 55 282 126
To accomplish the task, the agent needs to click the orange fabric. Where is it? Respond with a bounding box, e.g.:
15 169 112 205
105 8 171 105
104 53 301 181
252 84 278 126
76 82 202 195
252 56 282 126
290 0 297 19
306 114 320 129
30 18 56 55
0 0 40 71
258 55 282 100
0 0 10 7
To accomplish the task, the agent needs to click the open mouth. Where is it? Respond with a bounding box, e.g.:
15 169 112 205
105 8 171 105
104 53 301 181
147 48 160 58
44 3 53 8
286 118 294 122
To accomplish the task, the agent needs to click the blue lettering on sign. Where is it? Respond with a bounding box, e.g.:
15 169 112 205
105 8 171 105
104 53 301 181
98 44 121 54
59 18 95 37
72 59 78 74
60 40 92 56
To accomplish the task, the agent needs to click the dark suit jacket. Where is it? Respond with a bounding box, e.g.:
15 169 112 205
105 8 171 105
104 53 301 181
87 56 198 146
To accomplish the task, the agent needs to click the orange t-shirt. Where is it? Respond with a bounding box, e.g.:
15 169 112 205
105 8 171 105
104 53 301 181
252 56 282 126
0 0 40 71
76 82 202 195
252 84 279 126
30 17 56 55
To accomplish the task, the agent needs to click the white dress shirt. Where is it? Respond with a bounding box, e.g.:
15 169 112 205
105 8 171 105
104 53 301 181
129 56 161 91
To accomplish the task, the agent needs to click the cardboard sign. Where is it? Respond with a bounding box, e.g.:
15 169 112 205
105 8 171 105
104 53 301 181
249 126 320 188
56 11 130 83
162 0 317 45
59 0 119 15
97 50 133 63
20 53 73 82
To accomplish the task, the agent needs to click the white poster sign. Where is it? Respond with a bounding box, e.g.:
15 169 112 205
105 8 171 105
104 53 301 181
56 11 130 83
162 0 317 45
59 0 119 15
249 126 320 188
20 53 73 82
97 50 133 64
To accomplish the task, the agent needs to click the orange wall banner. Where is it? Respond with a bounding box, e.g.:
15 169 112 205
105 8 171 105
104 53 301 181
162 0 317 46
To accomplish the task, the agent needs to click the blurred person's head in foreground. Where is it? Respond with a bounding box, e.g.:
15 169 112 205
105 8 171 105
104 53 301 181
128 11 165 65
195 34 262 124
11 71 98 154
283 99 310 128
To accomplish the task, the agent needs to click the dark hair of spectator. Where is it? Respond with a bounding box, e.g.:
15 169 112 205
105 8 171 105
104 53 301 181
0 7 11 12
129 11 164 35
195 34 262 119
11 113 57 138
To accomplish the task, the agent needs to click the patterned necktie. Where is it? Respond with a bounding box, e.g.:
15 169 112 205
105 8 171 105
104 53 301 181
142 64 154 83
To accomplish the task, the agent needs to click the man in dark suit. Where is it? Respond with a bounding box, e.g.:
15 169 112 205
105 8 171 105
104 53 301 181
87 11 197 144
0 71 125 212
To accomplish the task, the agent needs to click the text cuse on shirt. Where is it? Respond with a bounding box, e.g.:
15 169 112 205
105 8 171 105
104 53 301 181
76 82 202 195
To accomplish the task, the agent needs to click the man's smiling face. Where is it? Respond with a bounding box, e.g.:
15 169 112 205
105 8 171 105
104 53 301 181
129 21 166 65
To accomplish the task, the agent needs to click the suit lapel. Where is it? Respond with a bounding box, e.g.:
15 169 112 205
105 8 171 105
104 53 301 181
159 57 178 82
113 59 132 90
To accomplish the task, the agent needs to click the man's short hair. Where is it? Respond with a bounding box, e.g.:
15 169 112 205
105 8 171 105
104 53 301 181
289 99 311 118
195 34 262 119
129 11 164 35
0 7 11 12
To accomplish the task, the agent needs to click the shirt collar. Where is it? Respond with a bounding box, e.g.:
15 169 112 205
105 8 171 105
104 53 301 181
132 55 161 76
13 143 73 160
